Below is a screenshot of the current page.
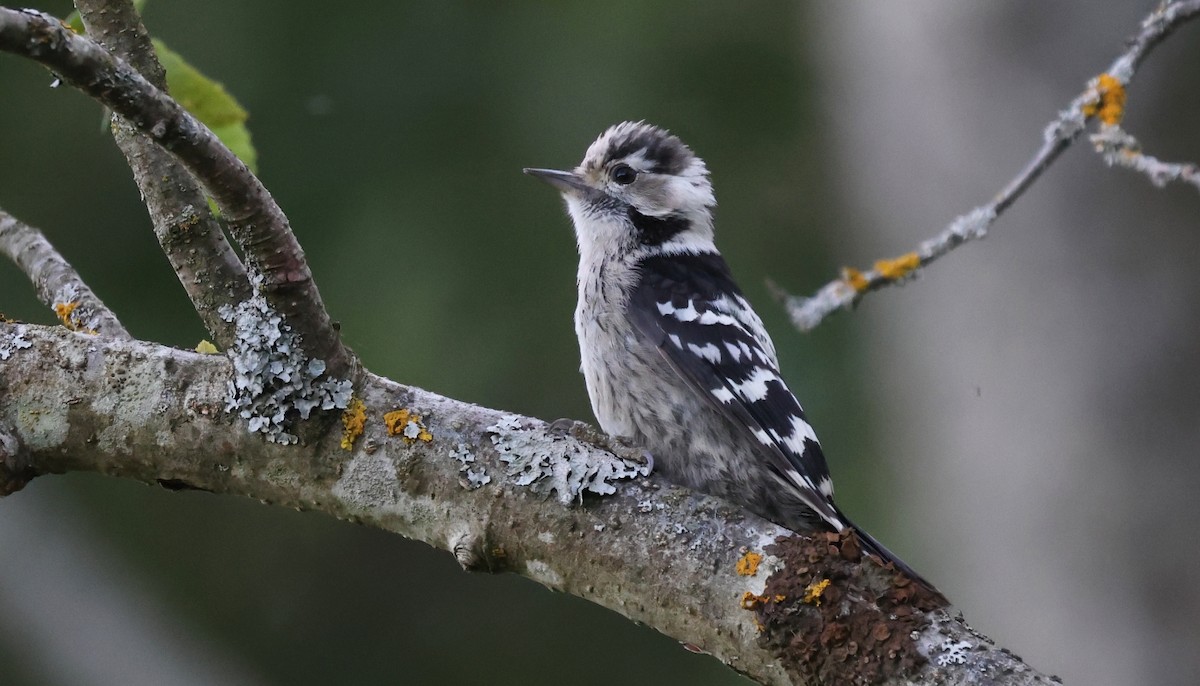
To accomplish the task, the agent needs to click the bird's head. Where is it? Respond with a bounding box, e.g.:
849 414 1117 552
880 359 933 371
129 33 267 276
526 122 717 259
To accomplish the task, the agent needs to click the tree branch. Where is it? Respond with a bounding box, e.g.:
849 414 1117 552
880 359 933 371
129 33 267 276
2 3 1135 681
0 322 1056 685
1091 124 1200 193
776 0 1200 332
74 0 251 349
0 208 129 338
0 7 348 375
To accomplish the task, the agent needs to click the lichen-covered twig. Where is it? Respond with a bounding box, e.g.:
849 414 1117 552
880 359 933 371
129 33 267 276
778 0 1200 332
75 0 251 348
0 7 350 377
0 322 1057 685
0 208 129 338
1091 125 1200 194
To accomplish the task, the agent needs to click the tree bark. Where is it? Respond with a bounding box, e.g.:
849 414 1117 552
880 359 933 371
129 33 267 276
0 322 1055 685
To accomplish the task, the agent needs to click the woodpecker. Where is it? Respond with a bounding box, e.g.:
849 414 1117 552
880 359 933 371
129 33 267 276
525 121 936 590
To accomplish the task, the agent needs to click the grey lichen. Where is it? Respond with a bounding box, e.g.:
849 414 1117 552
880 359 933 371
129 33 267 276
486 414 649 504
450 442 491 489
935 639 973 666
219 281 351 444
0 324 33 360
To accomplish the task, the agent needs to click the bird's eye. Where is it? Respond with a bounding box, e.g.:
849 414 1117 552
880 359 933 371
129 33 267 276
611 164 638 185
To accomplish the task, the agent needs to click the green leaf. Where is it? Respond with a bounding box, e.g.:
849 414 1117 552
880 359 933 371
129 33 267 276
153 39 258 173
62 6 258 175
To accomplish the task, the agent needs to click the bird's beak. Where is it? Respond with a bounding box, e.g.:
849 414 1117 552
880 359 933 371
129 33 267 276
523 167 590 194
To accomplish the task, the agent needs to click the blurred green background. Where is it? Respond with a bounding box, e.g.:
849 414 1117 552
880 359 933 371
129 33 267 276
0 2 866 684
4 3 1200 686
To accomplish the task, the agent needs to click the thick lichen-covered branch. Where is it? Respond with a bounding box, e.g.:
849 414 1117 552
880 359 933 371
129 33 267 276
0 7 347 375
0 208 129 338
0 323 1055 685
75 0 251 348
777 0 1200 332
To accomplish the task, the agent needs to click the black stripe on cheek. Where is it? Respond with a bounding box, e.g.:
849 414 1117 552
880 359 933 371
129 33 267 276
629 208 690 246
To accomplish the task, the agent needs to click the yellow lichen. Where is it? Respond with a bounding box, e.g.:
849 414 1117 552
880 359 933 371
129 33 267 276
53 301 78 327
803 578 832 606
736 551 763 576
841 266 870 293
1082 73 1126 126
740 591 785 611
53 301 96 334
384 408 433 443
873 252 921 281
195 340 220 354
383 409 409 435
740 591 768 610
341 396 366 451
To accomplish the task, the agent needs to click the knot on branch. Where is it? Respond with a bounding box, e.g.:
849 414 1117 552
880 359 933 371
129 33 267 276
751 530 948 685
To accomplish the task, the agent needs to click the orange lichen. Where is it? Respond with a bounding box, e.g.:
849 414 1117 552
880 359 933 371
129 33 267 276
384 408 433 442
340 396 366 450
1082 73 1126 126
53 301 78 326
53 301 96 334
873 252 921 280
736 551 763 576
803 578 832 606
741 591 769 610
740 591 786 611
841 266 870 293
383 409 407 435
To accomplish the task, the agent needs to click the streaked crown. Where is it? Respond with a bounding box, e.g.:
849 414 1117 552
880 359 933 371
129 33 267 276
577 121 715 220
525 122 718 255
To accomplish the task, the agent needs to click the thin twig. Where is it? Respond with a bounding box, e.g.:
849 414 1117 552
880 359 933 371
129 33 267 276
0 7 351 377
778 0 1200 332
75 0 251 348
0 208 129 338
1091 125 1200 193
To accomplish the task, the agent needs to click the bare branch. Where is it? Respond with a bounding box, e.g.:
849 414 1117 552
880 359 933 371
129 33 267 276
0 322 1057 686
74 0 251 348
0 208 129 338
0 7 350 376
777 0 1200 332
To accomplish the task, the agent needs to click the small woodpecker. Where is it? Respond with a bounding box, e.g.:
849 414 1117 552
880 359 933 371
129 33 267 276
526 121 939 592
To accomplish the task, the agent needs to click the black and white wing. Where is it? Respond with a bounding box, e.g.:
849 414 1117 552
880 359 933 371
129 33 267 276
628 252 844 528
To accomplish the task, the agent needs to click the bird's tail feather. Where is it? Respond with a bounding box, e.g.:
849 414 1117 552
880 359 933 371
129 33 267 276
842 516 945 601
